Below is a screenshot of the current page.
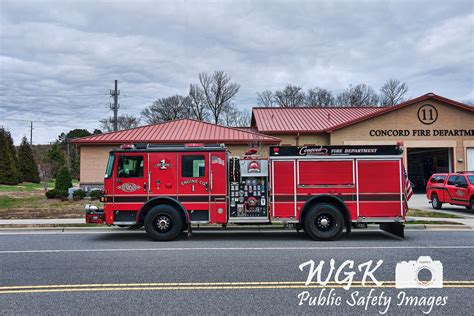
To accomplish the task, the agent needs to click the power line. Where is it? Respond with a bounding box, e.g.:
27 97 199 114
0 93 108 98
0 97 110 109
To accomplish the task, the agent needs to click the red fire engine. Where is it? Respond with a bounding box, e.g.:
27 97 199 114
85 143 410 241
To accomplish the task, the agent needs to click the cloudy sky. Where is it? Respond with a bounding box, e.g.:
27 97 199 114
0 0 472 144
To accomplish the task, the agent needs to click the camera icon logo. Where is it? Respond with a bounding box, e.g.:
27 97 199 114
395 256 443 289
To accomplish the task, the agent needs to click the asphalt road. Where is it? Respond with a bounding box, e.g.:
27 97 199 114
0 229 473 315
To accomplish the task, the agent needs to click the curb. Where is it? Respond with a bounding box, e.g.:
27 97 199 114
0 224 470 231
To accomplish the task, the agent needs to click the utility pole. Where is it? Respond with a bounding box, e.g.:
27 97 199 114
110 80 120 131
30 121 33 145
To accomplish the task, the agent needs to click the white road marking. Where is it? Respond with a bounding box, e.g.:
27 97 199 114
0 229 471 236
0 245 473 254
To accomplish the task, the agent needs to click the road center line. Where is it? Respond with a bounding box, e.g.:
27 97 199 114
0 283 473 294
0 245 473 254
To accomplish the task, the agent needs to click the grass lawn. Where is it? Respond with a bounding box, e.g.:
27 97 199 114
0 181 100 219
407 220 464 225
0 180 79 192
0 182 52 192
407 209 464 219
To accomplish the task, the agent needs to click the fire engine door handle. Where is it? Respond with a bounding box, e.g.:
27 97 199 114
143 182 147 191
209 171 213 192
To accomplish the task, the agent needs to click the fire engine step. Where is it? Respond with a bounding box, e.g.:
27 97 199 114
379 222 405 239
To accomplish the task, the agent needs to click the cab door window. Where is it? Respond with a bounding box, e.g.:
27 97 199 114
118 155 144 178
182 155 205 177
447 175 458 185
456 176 468 187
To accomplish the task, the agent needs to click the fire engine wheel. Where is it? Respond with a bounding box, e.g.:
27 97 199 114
431 194 442 209
145 205 183 241
467 198 474 210
304 203 344 241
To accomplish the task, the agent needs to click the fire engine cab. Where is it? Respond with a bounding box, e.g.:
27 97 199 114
85 143 409 241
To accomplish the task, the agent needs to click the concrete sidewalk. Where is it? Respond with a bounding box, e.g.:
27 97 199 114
0 218 85 225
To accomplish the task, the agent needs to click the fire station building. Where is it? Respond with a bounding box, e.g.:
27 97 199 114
73 93 474 192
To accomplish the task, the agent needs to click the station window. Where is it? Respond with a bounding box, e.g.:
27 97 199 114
117 155 144 178
182 155 205 177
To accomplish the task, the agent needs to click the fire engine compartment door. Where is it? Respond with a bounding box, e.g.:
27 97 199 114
356 159 403 218
178 152 210 215
112 152 149 212
271 160 296 220
148 152 178 197
209 152 227 223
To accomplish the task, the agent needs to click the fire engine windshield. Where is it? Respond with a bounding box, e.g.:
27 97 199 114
105 154 114 179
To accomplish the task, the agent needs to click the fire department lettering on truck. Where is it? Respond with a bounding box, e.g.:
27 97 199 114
85 143 411 241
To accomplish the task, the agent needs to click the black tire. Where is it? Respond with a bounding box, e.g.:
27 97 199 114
467 198 474 210
304 203 345 241
431 194 442 209
145 205 183 241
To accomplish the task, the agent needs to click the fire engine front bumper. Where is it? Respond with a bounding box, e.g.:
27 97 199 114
85 204 104 224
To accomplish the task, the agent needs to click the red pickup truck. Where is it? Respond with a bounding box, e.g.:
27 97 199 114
426 172 474 210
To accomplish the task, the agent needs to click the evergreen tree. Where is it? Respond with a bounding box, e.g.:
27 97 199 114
4 130 21 183
69 145 80 180
18 136 41 183
0 128 19 185
47 143 66 177
54 166 72 191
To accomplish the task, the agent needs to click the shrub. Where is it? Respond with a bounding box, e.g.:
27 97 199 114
89 189 101 201
55 166 72 191
73 189 86 199
45 189 68 199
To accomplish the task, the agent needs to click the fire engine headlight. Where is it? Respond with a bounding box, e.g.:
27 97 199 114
100 196 108 202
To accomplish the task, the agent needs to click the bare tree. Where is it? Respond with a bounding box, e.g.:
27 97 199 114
336 84 379 107
197 70 240 124
274 84 306 107
220 106 251 127
141 95 191 124
379 79 408 106
188 84 210 121
306 88 335 106
256 90 275 107
100 114 141 132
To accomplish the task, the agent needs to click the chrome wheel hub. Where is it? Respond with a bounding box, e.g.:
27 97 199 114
156 215 171 232
316 214 332 230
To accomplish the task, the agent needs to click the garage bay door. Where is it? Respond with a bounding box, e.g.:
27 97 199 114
468 148 474 171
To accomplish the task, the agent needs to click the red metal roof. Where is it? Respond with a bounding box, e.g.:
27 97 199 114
251 93 473 134
71 119 281 145
251 107 383 134
329 93 473 131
